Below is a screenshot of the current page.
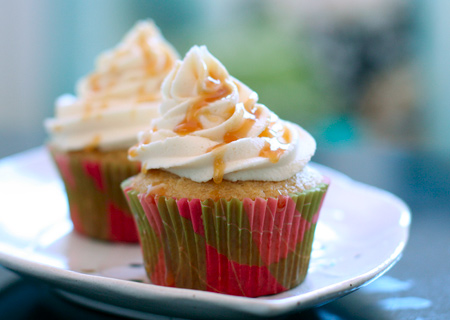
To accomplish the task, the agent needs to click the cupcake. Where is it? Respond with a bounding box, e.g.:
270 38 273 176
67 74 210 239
122 46 328 296
44 21 179 242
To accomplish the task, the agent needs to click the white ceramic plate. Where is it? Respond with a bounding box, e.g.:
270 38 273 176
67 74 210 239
0 147 410 319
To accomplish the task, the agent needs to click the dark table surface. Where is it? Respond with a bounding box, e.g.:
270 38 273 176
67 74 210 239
0 146 449 320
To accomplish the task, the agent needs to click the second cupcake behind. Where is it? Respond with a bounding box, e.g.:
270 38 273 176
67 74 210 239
45 21 179 242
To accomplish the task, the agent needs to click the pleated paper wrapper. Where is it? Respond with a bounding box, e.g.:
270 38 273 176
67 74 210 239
50 148 140 242
122 177 328 297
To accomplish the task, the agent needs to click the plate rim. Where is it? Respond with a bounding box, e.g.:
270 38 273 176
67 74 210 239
0 147 411 318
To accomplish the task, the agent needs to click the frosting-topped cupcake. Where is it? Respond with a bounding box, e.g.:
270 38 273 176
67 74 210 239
122 45 328 296
129 45 316 183
45 21 179 242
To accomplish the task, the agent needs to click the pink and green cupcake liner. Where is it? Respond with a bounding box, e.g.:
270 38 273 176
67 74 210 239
50 148 141 242
122 177 328 297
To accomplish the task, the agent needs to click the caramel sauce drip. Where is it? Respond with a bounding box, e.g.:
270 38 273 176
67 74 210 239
136 46 174 102
259 141 285 163
136 84 160 103
84 134 101 151
223 118 255 143
95 101 108 119
243 93 258 113
258 123 292 163
200 105 234 124
163 50 175 73
82 102 93 120
83 28 176 112
138 33 157 76
213 150 226 184
174 76 232 135
173 107 204 135
258 126 274 139
169 66 295 181
206 143 225 153
222 99 262 143
89 74 101 92
142 135 151 144
282 126 292 144
128 145 139 158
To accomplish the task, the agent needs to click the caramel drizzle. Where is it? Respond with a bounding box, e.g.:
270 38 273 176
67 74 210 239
212 103 292 180
89 74 101 92
174 75 233 135
84 134 101 151
172 74 293 182
137 84 160 103
77 30 176 156
257 117 291 162
82 98 111 120
213 151 226 184
82 102 93 120
223 118 255 143
87 53 120 94
138 32 157 76
209 91 261 183
173 68 234 182
150 52 295 184
163 50 176 73
223 98 262 143
259 140 285 163
128 146 138 158
136 36 175 102
85 31 173 112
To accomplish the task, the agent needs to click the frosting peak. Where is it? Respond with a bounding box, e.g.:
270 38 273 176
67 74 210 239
77 21 176 100
45 20 179 151
129 46 316 183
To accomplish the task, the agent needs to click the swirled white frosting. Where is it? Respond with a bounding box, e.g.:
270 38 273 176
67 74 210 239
129 46 316 183
45 20 179 151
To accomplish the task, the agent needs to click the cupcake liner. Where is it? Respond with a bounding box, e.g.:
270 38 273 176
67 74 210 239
122 178 328 297
51 148 140 242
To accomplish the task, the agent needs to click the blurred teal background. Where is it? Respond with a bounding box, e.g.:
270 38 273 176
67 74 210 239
0 0 448 158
